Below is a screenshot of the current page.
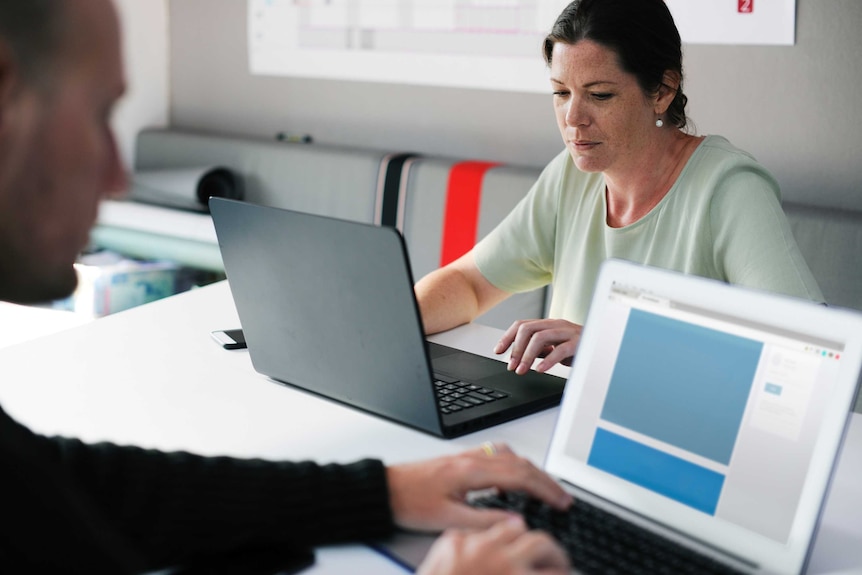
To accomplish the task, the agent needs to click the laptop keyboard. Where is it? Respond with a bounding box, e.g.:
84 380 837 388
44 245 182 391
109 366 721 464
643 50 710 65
433 374 509 415
470 491 745 575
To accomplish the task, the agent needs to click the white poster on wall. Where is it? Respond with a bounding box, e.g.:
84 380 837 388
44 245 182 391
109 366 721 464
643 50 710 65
248 0 796 93
666 0 796 46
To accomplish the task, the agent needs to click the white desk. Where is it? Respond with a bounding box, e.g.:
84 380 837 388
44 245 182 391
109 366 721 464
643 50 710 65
0 281 859 574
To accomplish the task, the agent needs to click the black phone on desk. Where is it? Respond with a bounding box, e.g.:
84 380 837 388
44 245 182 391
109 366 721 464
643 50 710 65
211 328 247 350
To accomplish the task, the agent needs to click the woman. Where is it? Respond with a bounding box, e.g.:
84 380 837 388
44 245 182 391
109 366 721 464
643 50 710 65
415 0 822 378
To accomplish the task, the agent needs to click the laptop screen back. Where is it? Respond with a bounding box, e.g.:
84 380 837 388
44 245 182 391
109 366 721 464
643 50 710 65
546 260 862 574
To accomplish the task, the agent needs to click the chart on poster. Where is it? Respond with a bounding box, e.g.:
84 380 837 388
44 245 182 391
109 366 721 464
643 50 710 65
248 0 796 93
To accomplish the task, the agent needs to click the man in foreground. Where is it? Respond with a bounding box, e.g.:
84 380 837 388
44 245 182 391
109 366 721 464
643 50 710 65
0 1 569 573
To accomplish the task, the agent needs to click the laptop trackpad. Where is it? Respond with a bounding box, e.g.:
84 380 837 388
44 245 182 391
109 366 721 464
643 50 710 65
432 349 505 382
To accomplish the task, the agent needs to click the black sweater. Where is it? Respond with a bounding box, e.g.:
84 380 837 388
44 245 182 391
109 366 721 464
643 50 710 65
0 404 395 573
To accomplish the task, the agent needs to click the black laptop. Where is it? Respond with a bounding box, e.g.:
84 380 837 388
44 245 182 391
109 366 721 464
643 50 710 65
209 198 566 438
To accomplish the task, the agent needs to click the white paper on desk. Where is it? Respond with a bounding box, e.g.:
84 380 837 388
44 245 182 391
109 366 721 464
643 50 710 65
130 166 242 213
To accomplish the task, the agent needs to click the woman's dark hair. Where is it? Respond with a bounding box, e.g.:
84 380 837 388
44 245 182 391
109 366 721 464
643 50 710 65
543 0 689 130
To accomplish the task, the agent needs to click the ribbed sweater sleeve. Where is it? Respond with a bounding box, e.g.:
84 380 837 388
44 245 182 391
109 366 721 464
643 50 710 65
53 437 396 570
2 404 395 572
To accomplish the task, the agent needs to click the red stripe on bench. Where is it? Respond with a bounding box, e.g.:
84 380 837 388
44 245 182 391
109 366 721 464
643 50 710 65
440 161 500 267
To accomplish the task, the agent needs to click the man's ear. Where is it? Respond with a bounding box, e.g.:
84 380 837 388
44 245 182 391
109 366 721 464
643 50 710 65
0 41 17 130
655 70 681 115
0 40 29 160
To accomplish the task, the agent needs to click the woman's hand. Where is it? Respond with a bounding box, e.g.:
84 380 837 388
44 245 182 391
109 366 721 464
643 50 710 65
494 319 583 374
417 516 570 575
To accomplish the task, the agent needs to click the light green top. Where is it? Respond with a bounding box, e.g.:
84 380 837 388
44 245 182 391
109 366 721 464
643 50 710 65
474 135 823 325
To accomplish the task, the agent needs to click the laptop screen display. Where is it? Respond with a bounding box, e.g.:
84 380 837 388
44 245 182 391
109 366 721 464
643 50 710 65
562 282 844 544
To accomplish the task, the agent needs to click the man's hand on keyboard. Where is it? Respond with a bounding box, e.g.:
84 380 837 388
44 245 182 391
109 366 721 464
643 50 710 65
417 515 570 575
385 443 572 532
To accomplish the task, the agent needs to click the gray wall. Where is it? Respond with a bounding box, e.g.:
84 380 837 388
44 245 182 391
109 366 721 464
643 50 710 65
169 0 862 211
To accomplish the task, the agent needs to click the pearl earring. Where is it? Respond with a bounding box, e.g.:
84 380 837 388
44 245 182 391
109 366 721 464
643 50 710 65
656 118 664 128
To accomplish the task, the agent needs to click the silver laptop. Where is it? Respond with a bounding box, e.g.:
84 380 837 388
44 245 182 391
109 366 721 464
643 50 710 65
538 259 861 573
378 259 862 573
209 198 566 439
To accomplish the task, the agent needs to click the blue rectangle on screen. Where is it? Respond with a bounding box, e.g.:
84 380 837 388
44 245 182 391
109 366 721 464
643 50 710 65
588 428 725 515
764 383 782 396
600 309 763 465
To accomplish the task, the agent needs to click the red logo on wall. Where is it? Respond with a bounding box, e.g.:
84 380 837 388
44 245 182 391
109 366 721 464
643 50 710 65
738 0 754 13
